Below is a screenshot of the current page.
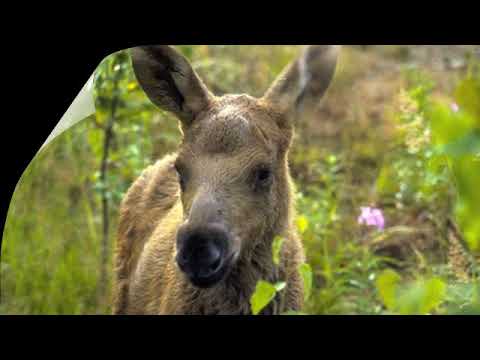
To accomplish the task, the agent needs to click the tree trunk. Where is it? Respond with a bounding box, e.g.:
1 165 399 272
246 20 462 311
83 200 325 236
97 75 120 311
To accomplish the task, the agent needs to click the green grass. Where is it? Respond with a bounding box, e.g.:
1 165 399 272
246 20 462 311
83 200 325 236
1 117 116 315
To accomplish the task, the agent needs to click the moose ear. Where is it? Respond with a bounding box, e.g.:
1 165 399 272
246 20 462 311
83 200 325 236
130 45 214 125
263 45 340 125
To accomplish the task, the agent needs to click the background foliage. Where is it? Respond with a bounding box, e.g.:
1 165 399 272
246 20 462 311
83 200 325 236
1 45 479 315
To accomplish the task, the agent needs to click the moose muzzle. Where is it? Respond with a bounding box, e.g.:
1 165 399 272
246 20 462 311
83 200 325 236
176 222 232 288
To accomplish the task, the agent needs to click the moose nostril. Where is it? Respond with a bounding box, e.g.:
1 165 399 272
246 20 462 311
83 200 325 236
209 255 222 272
176 252 188 271
196 244 210 258
207 245 221 265
195 243 222 276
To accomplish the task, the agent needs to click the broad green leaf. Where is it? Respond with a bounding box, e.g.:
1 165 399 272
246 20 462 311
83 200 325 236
250 281 277 315
376 269 401 311
296 216 309 234
299 263 313 301
428 103 476 148
455 72 480 120
436 131 480 159
272 236 285 266
445 283 476 306
419 278 447 314
396 277 446 315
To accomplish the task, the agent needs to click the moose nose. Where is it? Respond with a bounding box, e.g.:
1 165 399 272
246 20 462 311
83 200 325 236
176 224 230 288
179 241 222 276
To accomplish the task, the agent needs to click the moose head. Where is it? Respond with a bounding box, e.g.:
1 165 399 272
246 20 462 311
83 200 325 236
131 45 339 288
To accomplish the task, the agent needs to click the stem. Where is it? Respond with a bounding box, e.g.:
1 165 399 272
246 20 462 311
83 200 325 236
97 73 120 309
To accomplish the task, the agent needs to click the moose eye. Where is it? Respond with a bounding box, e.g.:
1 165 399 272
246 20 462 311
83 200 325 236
253 166 272 190
257 168 271 182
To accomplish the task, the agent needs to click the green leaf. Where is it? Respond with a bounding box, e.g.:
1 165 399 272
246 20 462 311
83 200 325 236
420 278 447 313
250 281 278 315
397 277 446 315
296 216 309 234
448 304 480 315
445 283 476 307
376 269 401 311
272 236 285 266
436 131 480 159
455 73 480 120
299 263 313 301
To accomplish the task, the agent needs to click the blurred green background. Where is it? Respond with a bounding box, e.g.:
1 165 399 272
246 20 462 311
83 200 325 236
1 45 479 315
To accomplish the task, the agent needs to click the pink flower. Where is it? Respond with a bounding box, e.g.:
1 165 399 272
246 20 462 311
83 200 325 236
451 103 460 113
358 207 385 231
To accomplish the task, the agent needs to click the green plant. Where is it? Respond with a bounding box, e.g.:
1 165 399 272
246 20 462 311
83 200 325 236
427 62 480 253
376 269 447 315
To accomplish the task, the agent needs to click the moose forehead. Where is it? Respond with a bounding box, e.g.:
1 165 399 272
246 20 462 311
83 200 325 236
185 95 275 155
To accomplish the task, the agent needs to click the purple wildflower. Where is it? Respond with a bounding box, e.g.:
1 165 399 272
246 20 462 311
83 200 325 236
451 103 460 113
358 207 385 231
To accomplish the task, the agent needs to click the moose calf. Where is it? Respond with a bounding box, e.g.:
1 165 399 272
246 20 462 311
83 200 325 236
113 45 339 315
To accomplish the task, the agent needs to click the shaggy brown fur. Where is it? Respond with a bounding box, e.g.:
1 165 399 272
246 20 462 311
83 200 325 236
113 45 339 315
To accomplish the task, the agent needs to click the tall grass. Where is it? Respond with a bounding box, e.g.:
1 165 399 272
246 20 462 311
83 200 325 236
1 117 107 314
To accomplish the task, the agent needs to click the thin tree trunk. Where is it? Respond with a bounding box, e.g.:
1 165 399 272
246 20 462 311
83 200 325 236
97 76 120 311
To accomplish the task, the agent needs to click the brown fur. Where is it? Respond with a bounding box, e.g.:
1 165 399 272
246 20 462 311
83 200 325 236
113 45 339 315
